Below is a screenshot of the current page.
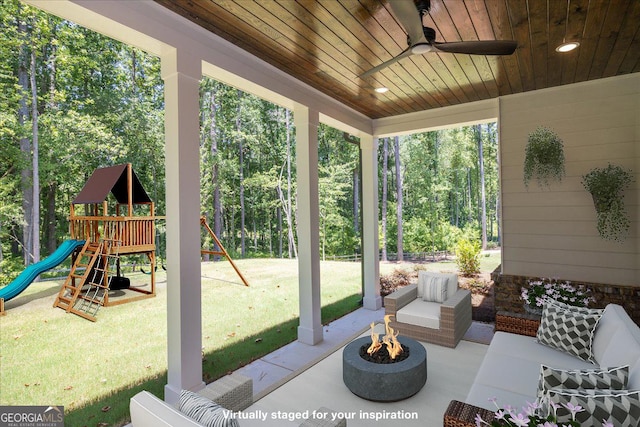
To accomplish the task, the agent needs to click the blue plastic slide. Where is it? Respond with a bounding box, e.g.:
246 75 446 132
0 239 85 302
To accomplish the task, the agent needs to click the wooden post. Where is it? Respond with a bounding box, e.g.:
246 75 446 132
127 163 133 217
200 217 249 287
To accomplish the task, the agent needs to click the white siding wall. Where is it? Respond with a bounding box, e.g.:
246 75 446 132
499 74 640 286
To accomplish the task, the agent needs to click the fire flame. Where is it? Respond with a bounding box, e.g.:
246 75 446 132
366 314 403 359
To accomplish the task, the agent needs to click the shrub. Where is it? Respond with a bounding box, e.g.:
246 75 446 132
455 238 481 276
379 269 414 297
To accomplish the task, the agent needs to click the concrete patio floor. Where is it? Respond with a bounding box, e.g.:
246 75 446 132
231 308 494 426
125 308 494 426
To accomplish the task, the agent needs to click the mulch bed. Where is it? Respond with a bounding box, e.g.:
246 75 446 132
458 272 495 323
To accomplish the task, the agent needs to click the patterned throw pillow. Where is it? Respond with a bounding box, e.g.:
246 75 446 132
422 275 448 303
548 299 604 316
537 303 602 362
179 390 239 427
537 364 629 402
547 388 640 427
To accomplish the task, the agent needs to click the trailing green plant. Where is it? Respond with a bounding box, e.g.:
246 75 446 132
454 238 481 276
523 126 566 187
582 164 634 241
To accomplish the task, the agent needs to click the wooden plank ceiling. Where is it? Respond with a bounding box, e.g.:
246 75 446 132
155 0 640 120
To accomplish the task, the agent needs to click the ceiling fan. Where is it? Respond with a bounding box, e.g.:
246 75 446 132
361 0 517 77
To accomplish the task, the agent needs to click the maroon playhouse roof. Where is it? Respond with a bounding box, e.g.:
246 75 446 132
73 164 151 204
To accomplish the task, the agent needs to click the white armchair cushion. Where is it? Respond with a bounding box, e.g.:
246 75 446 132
396 299 441 329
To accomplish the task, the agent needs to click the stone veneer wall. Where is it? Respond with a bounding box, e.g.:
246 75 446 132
491 267 640 326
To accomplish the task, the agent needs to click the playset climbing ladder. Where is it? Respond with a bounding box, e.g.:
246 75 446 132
53 233 121 322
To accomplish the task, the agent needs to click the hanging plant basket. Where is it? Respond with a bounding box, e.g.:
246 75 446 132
523 126 566 188
582 164 634 241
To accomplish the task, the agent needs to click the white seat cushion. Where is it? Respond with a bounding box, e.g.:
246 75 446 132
469 332 597 409
396 299 441 329
488 332 596 369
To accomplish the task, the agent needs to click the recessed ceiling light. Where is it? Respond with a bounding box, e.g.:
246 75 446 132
375 87 389 93
556 41 580 53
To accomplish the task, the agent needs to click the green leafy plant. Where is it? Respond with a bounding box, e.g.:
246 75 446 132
582 164 634 241
521 278 594 315
455 238 481 276
523 126 566 188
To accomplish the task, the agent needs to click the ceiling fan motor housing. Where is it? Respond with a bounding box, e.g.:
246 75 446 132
415 0 431 14
422 26 436 42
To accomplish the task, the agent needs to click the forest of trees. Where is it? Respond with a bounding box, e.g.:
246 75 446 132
0 1 499 286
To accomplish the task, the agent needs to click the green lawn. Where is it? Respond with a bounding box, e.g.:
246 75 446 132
0 252 501 426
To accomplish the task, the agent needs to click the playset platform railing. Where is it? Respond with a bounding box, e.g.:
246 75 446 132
69 215 155 254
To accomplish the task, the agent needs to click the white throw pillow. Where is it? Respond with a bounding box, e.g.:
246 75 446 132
422 275 448 303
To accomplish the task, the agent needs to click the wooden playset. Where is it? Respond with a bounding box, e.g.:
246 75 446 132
53 163 157 321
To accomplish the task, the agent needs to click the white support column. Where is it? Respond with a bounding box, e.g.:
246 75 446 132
161 48 204 403
361 135 382 310
294 103 323 345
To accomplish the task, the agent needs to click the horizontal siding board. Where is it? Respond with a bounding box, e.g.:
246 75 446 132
502 247 636 270
503 206 598 221
502 260 636 286
503 220 600 236
504 234 636 254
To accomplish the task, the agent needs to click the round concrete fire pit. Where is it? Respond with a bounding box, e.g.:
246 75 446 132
342 336 427 401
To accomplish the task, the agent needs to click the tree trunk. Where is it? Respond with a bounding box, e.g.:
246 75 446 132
394 136 403 262
476 125 487 249
209 89 222 260
352 167 359 234
0 221 3 274
285 108 296 259
277 203 283 258
236 90 245 257
381 137 388 261
18 12 33 266
30 48 40 265
46 183 57 254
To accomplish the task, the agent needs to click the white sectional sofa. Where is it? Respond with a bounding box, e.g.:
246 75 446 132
444 304 640 426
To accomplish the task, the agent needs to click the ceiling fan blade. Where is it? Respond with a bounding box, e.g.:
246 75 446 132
432 40 517 55
388 0 425 45
360 47 413 78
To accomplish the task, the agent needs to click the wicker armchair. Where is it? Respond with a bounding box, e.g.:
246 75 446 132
384 271 472 348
